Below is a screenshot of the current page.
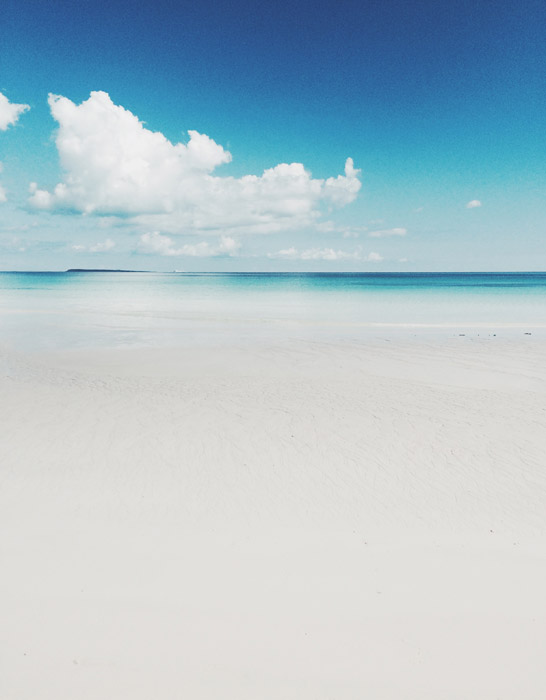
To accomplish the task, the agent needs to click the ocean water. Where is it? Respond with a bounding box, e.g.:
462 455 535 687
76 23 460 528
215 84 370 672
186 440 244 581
1 271 545 351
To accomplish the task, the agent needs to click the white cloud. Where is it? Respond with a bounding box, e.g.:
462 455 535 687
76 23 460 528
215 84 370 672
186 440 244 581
368 227 407 238
466 199 482 209
341 225 368 239
90 238 115 252
0 163 6 202
29 91 361 235
0 235 27 252
315 221 367 239
72 238 116 253
28 182 52 207
268 247 352 261
268 246 382 262
343 231 360 239
138 231 240 257
0 93 29 131
314 220 337 233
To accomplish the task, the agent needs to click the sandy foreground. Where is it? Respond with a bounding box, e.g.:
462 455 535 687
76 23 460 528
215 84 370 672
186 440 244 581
1 334 546 699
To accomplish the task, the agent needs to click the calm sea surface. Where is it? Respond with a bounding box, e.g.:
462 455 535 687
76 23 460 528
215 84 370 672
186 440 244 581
1 272 545 351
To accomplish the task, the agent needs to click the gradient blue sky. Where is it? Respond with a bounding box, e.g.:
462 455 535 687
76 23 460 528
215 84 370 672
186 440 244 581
1 0 545 270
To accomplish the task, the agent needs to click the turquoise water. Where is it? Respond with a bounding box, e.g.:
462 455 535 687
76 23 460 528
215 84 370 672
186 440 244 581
1 272 545 350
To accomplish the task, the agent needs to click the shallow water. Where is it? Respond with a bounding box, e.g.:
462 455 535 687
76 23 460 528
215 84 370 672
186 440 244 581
1 271 545 351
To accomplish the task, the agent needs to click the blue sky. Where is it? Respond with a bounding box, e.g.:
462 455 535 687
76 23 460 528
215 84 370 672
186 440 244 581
0 0 545 270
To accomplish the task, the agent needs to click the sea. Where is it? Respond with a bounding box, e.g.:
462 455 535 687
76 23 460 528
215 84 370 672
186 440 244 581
1 271 545 351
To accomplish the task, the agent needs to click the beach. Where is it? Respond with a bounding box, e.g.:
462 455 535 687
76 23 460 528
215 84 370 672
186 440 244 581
1 273 546 698
4 0 546 690
2 331 546 699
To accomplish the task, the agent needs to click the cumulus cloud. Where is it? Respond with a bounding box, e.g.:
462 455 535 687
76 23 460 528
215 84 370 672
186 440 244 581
139 231 240 257
29 91 361 235
368 227 407 238
0 93 29 131
268 246 382 262
466 200 482 209
72 238 116 253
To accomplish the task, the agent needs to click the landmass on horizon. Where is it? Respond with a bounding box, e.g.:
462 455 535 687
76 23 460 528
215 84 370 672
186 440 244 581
66 268 147 273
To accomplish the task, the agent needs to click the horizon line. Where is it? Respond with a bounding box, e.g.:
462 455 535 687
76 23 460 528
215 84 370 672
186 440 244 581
1 269 545 275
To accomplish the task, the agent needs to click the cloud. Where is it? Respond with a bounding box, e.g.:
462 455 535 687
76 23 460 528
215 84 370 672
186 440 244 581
138 231 240 257
466 200 482 209
0 235 27 252
268 247 353 261
29 91 361 235
268 246 382 262
90 239 115 252
0 163 7 202
314 220 337 233
0 161 7 206
341 225 368 239
72 238 116 253
315 221 368 239
0 93 30 131
368 227 407 238
0 235 67 254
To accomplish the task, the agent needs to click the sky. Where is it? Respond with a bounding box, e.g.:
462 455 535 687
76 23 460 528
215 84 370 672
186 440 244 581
0 0 545 271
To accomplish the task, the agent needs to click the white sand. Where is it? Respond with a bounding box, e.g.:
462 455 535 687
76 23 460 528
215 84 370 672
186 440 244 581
1 335 546 699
